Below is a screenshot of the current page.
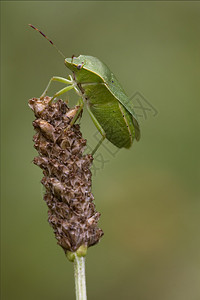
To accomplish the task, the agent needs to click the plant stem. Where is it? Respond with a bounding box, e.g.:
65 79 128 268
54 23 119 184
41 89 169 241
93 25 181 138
74 254 87 300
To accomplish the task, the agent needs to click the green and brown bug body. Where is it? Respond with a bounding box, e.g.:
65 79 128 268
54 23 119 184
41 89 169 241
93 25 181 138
29 25 140 154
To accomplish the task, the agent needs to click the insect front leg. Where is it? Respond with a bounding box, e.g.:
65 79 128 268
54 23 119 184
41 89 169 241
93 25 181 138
40 76 73 99
86 105 106 155
51 85 74 102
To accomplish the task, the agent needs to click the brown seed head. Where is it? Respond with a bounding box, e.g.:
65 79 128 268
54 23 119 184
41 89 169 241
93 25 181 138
29 97 103 253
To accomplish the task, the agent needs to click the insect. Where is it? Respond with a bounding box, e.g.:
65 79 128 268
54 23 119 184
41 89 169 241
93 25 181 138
29 25 140 154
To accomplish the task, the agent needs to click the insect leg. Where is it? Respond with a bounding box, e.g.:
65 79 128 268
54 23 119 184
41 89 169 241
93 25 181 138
64 98 84 133
40 76 73 99
51 85 74 102
86 105 106 155
91 136 106 156
69 98 84 126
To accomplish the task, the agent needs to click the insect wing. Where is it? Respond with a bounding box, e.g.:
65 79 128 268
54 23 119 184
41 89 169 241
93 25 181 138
105 74 140 141
76 56 140 140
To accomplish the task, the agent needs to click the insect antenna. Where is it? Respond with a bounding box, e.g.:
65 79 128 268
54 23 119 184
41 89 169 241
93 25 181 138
28 24 65 59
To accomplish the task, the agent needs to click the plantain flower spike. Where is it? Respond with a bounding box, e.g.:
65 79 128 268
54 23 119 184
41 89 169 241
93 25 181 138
29 96 103 258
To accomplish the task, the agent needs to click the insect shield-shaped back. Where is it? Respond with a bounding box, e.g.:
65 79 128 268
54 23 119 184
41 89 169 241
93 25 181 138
65 55 140 148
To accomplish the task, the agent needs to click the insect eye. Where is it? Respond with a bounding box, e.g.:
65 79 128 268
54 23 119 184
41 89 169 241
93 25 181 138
77 62 85 70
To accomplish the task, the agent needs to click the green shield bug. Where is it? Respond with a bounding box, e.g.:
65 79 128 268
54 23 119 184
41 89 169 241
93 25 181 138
29 25 140 154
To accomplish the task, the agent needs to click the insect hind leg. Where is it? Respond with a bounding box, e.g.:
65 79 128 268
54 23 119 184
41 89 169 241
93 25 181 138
91 136 105 155
86 104 106 155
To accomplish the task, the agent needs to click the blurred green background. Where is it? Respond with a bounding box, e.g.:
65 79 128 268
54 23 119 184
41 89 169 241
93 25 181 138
1 1 200 300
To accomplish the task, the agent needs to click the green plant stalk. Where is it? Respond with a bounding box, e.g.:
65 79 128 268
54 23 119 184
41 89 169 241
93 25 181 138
74 254 87 300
